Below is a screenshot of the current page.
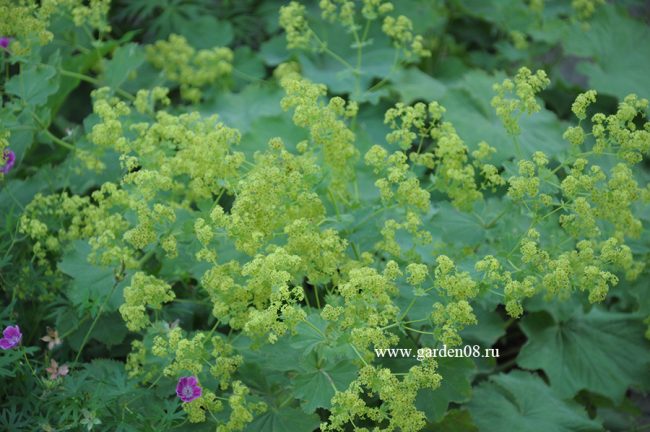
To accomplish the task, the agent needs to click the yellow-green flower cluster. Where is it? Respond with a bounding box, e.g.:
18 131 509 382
224 139 324 255
120 272 175 331
507 158 543 201
384 102 435 150
30 90 243 268
0 0 112 52
0 0 56 47
381 100 483 210
320 0 394 30
184 389 222 423
284 218 348 285
19 187 135 270
196 242 315 343
475 255 536 318
433 255 478 300
361 0 394 20
589 94 649 163
280 1 312 49
560 160 645 239
323 361 441 432
146 34 233 103
572 90 597 120
571 0 605 21
279 2 312 49
216 382 267 432
150 328 261 429
152 329 244 386
134 87 171 114
67 0 111 33
533 231 633 305
473 142 506 191
405 263 428 286
431 300 477 346
281 0 428 60
241 247 305 343
125 340 150 379
320 0 356 29
491 67 550 135
339 263 402 350
475 229 642 316
365 146 430 212
429 121 483 210
280 74 359 193
510 30 528 50
89 87 131 152
152 328 205 376
209 336 244 390
382 15 430 58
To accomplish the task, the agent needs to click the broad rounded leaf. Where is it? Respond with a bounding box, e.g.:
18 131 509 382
468 371 602 432
517 308 650 403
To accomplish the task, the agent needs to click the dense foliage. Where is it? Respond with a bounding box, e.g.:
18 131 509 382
1 0 649 430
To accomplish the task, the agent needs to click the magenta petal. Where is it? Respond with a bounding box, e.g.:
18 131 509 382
4 325 20 339
0 326 20 349
176 376 202 402
0 150 15 174
2 327 13 338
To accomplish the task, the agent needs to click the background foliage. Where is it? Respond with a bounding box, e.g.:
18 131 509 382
1 0 649 431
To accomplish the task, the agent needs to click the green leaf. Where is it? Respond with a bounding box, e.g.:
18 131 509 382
564 5 650 100
205 83 284 133
6 63 59 106
232 46 266 90
415 357 475 422
88 313 129 347
295 18 398 99
58 240 128 314
292 353 358 413
460 303 506 347
290 314 330 354
178 15 233 49
244 406 320 432
467 371 602 432
241 115 308 155
440 70 567 164
0 110 37 162
455 0 536 31
389 68 446 105
431 409 478 432
50 40 122 115
428 202 486 245
235 337 303 373
102 43 146 89
259 36 290 66
83 359 134 400
0 349 23 377
517 308 650 403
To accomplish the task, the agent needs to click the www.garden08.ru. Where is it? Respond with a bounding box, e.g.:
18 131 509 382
375 345 500 361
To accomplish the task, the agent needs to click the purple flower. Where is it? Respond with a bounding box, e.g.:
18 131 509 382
1 149 15 174
0 325 22 350
0 37 10 49
176 376 202 402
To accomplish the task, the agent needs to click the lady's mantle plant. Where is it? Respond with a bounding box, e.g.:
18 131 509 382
1 0 649 431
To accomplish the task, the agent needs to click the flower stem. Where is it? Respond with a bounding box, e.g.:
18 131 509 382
74 276 121 364
59 68 135 101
